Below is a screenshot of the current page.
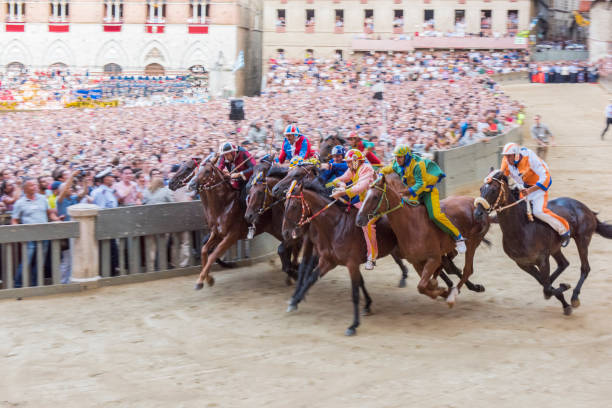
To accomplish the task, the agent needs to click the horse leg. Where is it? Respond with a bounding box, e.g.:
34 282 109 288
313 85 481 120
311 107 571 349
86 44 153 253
391 250 409 288
441 255 485 293
346 263 362 336
359 273 373 315
199 230 219 267
416 257 445 300
447 242 477 307
439 270 455 290
195 232 239 289
549 250 570 284
571 235 592 308
540 256 572 316
277 242 294 286
287 255 320 312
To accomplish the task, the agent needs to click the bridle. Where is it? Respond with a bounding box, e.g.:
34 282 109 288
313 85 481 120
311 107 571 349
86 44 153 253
249 171 285 215
198 163 232 192
285 181 337 227
364 177 412 221
476 176 526 214
174 158 201 188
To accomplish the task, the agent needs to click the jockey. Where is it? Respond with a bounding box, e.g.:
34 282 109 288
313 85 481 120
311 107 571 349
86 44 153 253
320 145 349 187
218 141 256 190
381 145 467 254
277 124 314 164
346 131 382 167
330 149 378 270
500 142 571 246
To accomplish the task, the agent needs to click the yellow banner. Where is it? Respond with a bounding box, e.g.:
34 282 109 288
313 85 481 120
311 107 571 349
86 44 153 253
574 11 590 27
64 99 120 109
0 102 18 110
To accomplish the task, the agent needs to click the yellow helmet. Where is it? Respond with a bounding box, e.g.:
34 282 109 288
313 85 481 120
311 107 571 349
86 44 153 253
393 145 411 157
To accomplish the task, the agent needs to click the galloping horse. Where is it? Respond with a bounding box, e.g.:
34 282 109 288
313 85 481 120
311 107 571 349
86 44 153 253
474 170 612 315
271 163 411 288
355 172 490 306
282 179 410 336
169 156 293 289
244 159 302 284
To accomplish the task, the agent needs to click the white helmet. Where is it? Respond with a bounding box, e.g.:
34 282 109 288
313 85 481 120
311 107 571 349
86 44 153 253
502 142 520 156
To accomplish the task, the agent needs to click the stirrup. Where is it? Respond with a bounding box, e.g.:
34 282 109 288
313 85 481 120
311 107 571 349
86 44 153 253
561 231 571 248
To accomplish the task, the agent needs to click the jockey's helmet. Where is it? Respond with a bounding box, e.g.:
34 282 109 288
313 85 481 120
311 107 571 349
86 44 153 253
502 142 520 156
393 145 412 157
345 149 365 162
331 145 346 157
219 141 238 154
284 124 301 136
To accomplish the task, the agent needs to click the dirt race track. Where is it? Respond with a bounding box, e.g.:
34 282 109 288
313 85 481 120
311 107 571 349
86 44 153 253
2 84 612 408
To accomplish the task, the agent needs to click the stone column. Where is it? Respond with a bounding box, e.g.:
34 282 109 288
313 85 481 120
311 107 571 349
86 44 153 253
192 0 197 21
106 0 111 21
17 1 22 20
8 0 14 22
68 204 101 282
148 2 154 22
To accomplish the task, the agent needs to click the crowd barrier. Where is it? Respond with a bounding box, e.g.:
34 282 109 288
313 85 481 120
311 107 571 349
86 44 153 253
531 50 589 62
0 202 278 298
435 127 522 197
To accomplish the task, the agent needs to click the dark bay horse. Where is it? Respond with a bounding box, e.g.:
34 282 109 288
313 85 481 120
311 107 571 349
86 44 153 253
271 163 411 288
356 172 490 306
169 156 292 289
474 170 612 315
282 180 409 336
244 160 302 284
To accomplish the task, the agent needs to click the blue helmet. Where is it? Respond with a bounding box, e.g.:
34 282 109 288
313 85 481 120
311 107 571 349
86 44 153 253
331 145 346 157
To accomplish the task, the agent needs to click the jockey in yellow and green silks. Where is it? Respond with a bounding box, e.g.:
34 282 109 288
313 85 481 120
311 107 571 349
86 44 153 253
380 145 466 253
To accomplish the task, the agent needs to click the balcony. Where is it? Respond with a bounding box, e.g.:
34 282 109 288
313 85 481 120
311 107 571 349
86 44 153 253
103 18 123 32
49 21 70 32
351 36 529 52
188 19 209 34
6 16 25 32
145 23 165 33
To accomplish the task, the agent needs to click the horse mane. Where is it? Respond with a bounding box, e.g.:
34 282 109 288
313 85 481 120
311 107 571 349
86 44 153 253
267 166 288 179
302 178 348 209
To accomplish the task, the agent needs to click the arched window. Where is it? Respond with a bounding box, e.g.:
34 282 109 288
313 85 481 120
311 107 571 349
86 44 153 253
104 63 122 74
6 61 25 73
49 62 68 72
145 63 164 75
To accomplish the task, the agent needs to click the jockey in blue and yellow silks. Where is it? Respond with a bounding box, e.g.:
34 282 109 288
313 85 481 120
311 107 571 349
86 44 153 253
321 145 349 187
381 145 467 253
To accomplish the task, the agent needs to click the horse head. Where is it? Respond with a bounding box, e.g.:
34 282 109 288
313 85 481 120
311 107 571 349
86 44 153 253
319 134 347 162
474 169 511 219
271 164 320 198
355 173 404 227
245 160 273 225
168 157 201 191
190 154 229 192
282 180 307 241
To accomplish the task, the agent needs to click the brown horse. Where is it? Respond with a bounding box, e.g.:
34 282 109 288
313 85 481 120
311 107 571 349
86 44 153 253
271 163 412 288
474 170 612 315
355 172 490 306
282 179 408 336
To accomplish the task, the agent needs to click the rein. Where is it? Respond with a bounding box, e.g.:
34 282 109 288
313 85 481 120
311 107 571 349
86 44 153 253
366 179 409 221
287 188 337 227
478 177 528 213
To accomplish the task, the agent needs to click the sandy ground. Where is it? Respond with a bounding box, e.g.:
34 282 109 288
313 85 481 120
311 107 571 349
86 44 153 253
2 84 612 408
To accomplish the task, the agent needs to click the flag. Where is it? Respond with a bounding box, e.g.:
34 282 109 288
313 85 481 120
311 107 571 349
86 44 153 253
232 51 245 73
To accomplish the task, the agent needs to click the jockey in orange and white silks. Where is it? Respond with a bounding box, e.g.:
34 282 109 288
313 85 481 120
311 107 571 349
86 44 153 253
330 149 378 270
500 142 571 246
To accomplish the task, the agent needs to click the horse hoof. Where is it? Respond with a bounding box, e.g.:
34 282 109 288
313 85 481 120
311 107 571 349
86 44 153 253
571 298 581 308
206 276 215 287
474 284 486 293
446 300 455 309
544 292 552 300
285 276 294 286
345 327 357 336
559 283 571 291
194 283 204 291
286 304 298 313
362 308 372 316
563 306 573 316
398 279 407 288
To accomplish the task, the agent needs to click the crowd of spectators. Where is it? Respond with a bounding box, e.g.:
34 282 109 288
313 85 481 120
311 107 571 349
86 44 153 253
528 61 600 83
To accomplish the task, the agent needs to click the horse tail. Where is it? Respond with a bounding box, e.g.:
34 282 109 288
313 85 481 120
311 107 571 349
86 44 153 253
596 219 612 239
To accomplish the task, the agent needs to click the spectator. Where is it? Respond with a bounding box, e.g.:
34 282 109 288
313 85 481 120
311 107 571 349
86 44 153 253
531 115 555 159
11 178 62 287
114 166 141 206
1 179 21 213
